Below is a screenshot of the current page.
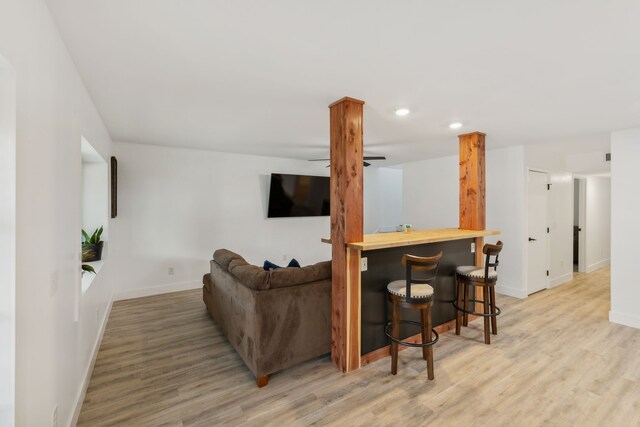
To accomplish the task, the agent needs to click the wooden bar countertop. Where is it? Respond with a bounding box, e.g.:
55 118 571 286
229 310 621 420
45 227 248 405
321 228 500 251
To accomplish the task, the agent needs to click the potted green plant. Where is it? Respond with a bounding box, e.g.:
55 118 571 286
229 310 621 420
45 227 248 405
82 226 104 262
82 248 96 274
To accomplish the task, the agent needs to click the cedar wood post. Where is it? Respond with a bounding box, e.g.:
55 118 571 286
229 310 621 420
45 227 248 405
329 97 364 373
459 131 487 311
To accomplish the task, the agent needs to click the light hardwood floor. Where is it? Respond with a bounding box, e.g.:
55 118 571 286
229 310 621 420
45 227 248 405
78 267 640 426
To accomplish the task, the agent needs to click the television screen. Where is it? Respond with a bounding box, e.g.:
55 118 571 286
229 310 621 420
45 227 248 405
268 173 330 218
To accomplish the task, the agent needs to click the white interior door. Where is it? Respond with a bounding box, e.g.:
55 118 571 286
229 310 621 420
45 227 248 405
527 170 549 294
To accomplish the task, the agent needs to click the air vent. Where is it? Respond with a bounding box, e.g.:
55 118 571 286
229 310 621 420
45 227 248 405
606 153 611 162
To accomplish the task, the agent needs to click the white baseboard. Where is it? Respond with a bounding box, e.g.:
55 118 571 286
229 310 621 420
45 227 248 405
114 281 202 301
549 272 573 288
495 285 528 299
609 310 640 330
70 295 113 426
587 259 610 273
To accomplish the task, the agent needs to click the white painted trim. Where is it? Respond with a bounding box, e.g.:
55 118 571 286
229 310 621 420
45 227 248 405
0 54 16 427
70 295 113 427
114 281 202 301
609 310 640 330
495 285 528 299
549 272 573 288
586 259 610 273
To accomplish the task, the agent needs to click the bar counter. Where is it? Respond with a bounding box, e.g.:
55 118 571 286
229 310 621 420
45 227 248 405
322 228 499 251
323 228 500 359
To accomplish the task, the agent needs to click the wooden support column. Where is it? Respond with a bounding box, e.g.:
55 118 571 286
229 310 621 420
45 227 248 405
459 132 487 311
329 97 364 373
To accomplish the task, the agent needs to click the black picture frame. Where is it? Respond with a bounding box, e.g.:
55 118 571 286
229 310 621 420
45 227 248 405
110 156 117 218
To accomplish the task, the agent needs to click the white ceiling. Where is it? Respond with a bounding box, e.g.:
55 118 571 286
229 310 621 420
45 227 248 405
45 0 636 164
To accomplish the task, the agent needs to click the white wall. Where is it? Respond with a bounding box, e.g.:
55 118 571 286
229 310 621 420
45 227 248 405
364 167 403 233
403 146 527 298
566 151 610 174
0 53 16 427
402 155 458 230
110 142 332 299
610 128 640 329
0 2 115 426
486 147 527 298
584 177 611 272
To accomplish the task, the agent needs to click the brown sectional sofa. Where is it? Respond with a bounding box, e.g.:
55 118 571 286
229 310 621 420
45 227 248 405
202 249 331 387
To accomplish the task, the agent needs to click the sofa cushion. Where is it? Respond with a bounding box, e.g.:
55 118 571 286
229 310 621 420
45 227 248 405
270 260 331 289
213 249 244 271
263 260 281 271
288 258 301 268
263 258 301 271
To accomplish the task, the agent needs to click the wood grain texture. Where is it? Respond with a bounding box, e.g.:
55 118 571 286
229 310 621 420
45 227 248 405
79 268 635 426
329 97 364 373
459 131 486 230
360 316 477 367
346 247 362 370
322 228 499 251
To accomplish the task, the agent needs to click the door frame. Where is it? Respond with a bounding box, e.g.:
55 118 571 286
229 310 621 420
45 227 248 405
575 177 587 273
525 168 550 295
0 53 16 427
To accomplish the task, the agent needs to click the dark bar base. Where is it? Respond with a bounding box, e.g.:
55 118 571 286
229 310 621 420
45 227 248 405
360 238 475 355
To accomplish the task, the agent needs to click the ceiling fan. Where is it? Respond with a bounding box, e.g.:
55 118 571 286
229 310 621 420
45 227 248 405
308 156 386 167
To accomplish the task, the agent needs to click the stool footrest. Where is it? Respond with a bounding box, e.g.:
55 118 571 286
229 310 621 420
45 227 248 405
384 320 439 348
453 299 501 317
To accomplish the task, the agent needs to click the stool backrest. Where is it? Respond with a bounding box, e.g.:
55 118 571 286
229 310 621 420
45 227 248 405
402 252 443 302
482 241 503 280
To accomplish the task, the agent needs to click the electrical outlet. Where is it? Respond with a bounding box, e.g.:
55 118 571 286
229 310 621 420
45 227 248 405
52 405 58 427
471 242 476 253
168 267 174 275
361 257 368 272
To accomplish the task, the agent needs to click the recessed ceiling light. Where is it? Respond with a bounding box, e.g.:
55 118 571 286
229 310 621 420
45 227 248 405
449 122 463 129
395 108 410 116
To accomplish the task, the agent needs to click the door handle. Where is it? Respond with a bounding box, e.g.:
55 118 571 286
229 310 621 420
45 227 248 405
578 228 582 232
528 237 537 242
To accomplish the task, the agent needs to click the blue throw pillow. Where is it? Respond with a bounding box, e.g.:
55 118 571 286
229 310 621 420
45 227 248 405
263 260 281 271
287 258 301 268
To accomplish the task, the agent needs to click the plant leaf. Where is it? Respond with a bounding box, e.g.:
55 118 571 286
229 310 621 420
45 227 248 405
82 264 96 274
90 226 104 244
82 230 90 243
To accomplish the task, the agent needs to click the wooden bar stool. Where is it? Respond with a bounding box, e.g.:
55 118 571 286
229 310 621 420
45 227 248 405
384 252 443 380
453 241 503 344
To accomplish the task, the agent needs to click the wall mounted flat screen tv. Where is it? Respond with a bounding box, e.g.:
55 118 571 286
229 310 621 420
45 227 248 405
268 173 330 218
